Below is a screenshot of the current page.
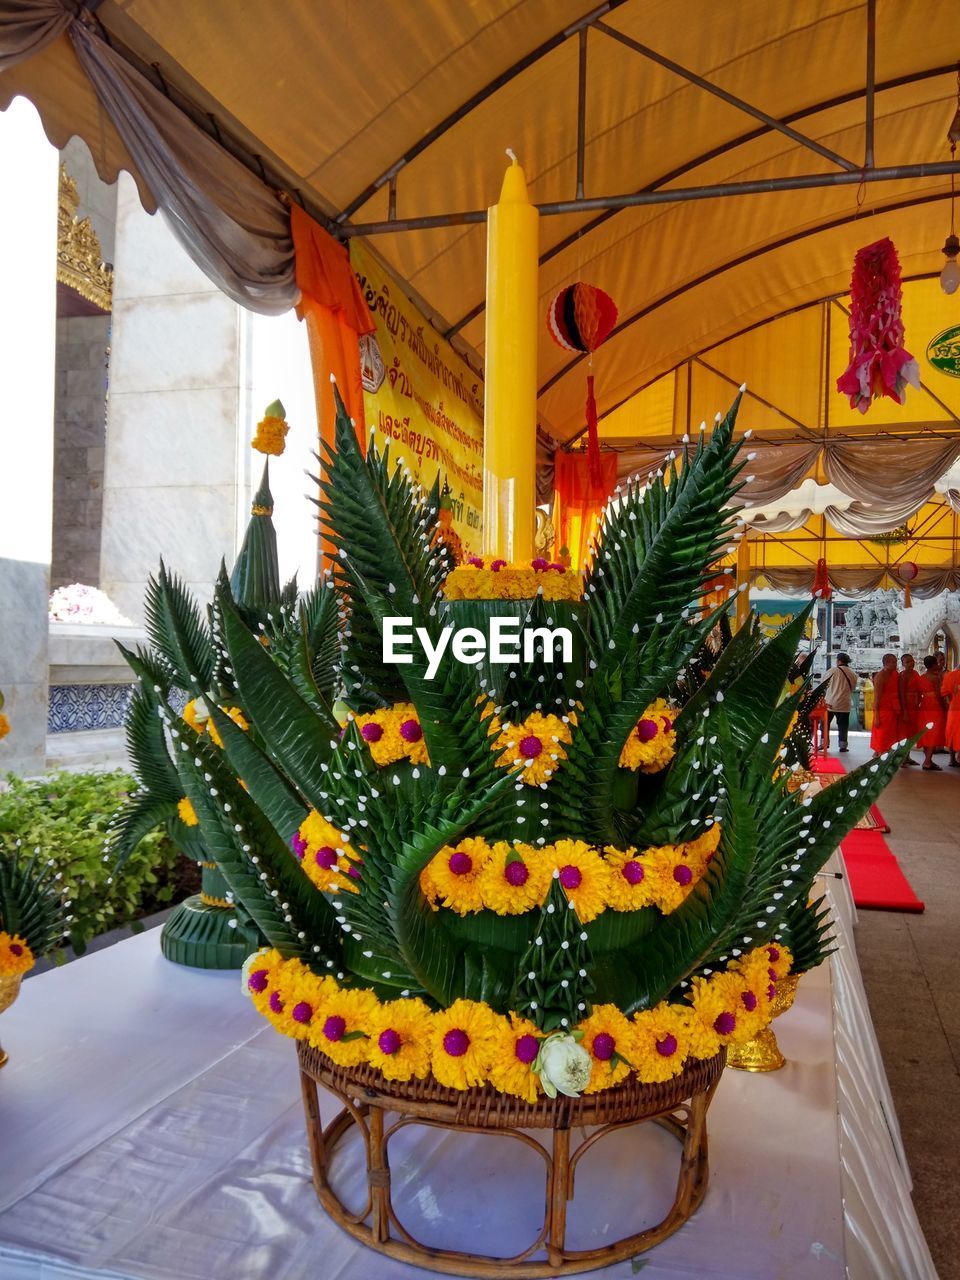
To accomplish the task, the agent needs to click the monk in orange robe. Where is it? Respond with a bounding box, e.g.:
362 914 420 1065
943 665 960 767
898 653 923 766
917 655 947 770
871 653 902 753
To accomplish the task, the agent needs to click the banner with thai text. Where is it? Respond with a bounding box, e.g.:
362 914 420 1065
351 240 483 556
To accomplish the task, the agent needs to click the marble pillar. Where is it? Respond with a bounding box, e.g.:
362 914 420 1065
99 174 254 625
0 99 59 777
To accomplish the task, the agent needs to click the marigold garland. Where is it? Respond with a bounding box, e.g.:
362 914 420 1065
294 811 362 895
242 944 791 1094
443 561 581 602
419 832 721 920
0 931 34 977
618 698 678 772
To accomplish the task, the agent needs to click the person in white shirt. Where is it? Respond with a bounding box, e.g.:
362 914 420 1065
824 652 858 753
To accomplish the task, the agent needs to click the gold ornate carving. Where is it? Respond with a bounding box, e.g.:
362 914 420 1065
57 164 113 312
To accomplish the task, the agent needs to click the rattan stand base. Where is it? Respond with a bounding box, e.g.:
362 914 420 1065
297 1042 725 1277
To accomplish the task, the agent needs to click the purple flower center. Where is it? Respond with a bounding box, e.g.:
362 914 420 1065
247 968 269 993
290 832 307 860
315 846 338 870
400 718 423 743
514 1034 539 1064
292 1002 313 1024
656 1033 678 1057
549 563 566 573
347 863 362 879
660 716 673 733
767 946 780 963
559 864 582 890
518 735 543 759
635 718 659 742
361 722 384 743
378 1028 402 1055
672 864 693 886
531 557 550 571
468 556 484 568
9 943 24 957
491 559 506 572
443 1028 470 1057
741 990 758 1012
505 860 529 887
767 967 778 982
767 983 776 1001
714 1011 736 1036
269 991 284 1014
621 860 645 885
592 1032 616 1061
449 851 473 876
323 1015 346 1042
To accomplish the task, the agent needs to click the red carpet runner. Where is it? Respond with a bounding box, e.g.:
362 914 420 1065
811 754 925 914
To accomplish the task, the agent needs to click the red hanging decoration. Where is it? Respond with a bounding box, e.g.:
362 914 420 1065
812 557 831 600
548 283 618 490
836 237 919 414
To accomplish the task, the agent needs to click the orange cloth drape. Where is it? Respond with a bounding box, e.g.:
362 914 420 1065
553 450 617 571
291 204 373 453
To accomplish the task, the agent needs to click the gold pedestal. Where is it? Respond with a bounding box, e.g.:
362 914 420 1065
727 974 800 1074
0 972 23 1070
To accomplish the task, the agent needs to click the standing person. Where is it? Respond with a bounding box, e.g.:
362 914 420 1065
823 652 857 753
933 653 949 753
943 662 960 768
871 653 902 753
898 653 923 767
916 654 947 771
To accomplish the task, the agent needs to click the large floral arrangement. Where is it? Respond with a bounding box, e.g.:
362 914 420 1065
48 583 133 626
0 846 68 975
117 391 905 1100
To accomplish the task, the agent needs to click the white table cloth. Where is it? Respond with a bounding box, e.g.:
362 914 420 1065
0 863 936 1280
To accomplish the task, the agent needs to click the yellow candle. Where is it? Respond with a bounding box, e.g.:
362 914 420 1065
482 155 539 562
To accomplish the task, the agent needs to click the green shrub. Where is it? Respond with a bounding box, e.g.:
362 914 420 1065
0 770 192 953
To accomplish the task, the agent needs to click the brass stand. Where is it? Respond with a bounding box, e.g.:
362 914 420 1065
297 1042 725 1277
0 973 23 1070
727 975 800 1074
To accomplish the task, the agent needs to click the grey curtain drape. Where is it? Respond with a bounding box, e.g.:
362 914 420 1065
0 1 298 314
824 438 960 510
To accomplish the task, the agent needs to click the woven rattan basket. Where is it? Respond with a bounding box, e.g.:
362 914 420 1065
297 1040 726 1276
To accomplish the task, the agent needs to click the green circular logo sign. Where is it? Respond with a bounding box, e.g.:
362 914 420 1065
926 325 960 377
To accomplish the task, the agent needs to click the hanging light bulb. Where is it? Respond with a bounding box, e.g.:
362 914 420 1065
941 234 960 295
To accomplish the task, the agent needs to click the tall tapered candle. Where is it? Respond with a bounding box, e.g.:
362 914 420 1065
483 154 539 562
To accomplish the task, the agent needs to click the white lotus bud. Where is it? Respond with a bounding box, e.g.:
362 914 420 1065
535 1032 592 1099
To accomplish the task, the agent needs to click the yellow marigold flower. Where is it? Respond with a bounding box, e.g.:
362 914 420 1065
182 698 206 733
494 711 573 786
730 947 779 1016
419 838 491 914
0 931 35 977
430 1000 502 1090
368 997 434 1082
478 842 552 915
297 812 362 895
618 698 678 773
205 706 248 749
683 824 721 877
308 985 378 1067
643 843 702 913
549 840 611 923
177 796 199 827
629 1004 693 1083
603 845 658 912
0 713 9 740
355 702 429 766
243 947 286 1014
578 1004 634 1093
688 972 750 1046
252 413 289 456
488 1013 543 1103
761 942 793 980
673 1004 720 1061
258 956 333 1040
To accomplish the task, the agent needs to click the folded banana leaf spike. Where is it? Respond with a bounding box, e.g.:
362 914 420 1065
231 459 282 621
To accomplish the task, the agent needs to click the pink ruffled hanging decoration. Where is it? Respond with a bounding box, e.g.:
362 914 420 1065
836 237 919 414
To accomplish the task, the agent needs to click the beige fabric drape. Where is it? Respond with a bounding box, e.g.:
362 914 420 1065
0 0 297 314
824 439 960 510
